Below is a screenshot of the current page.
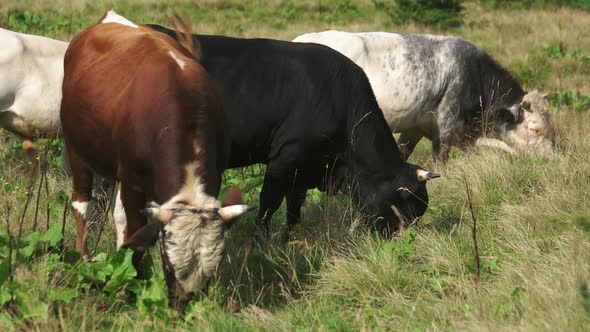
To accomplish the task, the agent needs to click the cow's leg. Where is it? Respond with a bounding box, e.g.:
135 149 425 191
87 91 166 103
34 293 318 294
434 136 452 163
119 181 147 269
67 145 94 261
433 104 460 163
284 184 307 242
255 172 289 243
111 182 127 249
398 129 423 160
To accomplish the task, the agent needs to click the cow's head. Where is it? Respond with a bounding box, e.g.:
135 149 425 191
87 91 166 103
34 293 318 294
122 168 251 311
370 163 440 237
495 91 554 154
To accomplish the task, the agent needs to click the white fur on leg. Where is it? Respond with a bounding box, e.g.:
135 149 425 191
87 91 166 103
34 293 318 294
111 183 127 249
72 200 90 218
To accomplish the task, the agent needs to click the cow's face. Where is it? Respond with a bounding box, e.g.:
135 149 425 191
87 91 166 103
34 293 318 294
498 91 554 154
123 171 251 310
371 164 439 237
391 164 438 220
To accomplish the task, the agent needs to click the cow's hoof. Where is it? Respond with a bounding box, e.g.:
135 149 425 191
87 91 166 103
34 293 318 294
281 224 296 244
253 227 270 247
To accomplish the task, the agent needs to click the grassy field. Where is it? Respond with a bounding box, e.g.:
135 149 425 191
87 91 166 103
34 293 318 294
1 1 590 330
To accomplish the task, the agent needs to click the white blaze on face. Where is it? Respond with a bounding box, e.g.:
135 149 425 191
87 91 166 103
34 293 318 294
160 163 226 293
168 51 186 70
101 10 138 28
112 184 127 249
72 200 90 219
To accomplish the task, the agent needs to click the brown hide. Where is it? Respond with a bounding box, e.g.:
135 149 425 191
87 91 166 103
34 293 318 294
60 15 228 309
62 23 227 194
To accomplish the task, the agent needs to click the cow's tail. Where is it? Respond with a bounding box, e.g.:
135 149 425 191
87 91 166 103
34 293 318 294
169 13 202 62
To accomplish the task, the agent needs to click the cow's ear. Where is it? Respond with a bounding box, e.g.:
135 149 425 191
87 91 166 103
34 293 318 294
122 222 163 252
416 169 441 182
222 187 244 206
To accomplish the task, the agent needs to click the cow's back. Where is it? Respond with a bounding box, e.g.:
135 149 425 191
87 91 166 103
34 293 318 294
192 34 372 168
294 31 475 131
61 23 210 177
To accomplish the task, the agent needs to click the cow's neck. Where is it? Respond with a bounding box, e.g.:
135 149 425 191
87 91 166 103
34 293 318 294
345 109 405 180
480 57 524 113
152 124 213 204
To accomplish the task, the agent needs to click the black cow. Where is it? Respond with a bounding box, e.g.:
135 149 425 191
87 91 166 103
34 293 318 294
145 25 440 238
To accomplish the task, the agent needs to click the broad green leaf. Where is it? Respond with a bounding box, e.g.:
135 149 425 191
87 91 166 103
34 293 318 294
19 231 42 259
0 259 10 286
92 252 108 263
137 274 167 315
23 230 42 245
78 259 113 284
48 289 78 304
104 249 137 292
42 223 63 247
0 286 11 307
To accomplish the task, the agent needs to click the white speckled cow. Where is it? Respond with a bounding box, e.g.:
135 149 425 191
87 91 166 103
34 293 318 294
0 28 68 155
293 30 554 162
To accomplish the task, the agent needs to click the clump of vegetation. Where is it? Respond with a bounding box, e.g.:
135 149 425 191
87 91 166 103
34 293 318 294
547 91 590 112
4 10 84 38
482 0 590 10
373 0 464 29
510 44 590 88
511 54 552 87
0 222 173 323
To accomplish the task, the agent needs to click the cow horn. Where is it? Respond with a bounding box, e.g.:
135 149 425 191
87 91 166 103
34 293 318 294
148 201 161 208
140 207 159 219
218 205 255 222
140 206 173 224
416 169 441 182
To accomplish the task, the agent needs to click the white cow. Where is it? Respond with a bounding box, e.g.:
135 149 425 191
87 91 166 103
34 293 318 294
293 30 554 162
0 28 68 155
0 28 114 226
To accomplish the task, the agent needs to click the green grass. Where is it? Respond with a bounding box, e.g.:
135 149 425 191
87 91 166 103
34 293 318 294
1 1 590 331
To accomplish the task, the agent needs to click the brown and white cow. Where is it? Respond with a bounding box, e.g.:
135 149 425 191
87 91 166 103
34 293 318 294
60 10 250 310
